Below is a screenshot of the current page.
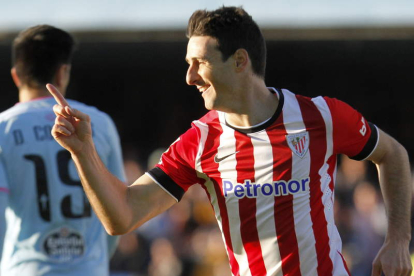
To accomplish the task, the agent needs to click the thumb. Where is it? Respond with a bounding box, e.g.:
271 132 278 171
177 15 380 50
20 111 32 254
371 262 382 276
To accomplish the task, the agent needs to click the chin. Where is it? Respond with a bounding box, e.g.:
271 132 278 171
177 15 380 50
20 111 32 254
204 102 214 111
202 96 216 111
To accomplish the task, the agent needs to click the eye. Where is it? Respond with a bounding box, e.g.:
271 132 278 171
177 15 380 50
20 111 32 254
198 58 208 65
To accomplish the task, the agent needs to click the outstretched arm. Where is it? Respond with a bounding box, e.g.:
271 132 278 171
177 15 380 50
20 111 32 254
367 128 412 276
47 84 176 235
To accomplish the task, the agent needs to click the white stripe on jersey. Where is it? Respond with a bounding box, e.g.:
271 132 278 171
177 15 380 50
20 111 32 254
312 96 349 276
217 112 252 276
194 121 209 172
193 120 229 254
193 120 234 272
282 90 318 276
249 130 282 276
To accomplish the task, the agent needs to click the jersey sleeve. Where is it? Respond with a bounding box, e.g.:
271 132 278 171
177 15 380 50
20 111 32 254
0 156 9 193
147 126 201 202
325 97 379 160
0 158 8 261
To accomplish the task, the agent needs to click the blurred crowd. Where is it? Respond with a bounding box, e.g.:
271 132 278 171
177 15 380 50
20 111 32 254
109 146 414 276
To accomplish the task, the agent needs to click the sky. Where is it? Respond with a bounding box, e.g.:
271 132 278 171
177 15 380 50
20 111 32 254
0 0 413 32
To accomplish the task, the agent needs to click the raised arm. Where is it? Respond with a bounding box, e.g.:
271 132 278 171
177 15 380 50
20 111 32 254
46 84 176 235
367 128 412 276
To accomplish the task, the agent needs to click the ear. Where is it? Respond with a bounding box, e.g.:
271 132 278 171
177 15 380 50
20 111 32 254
11 67 21 87
233 49 249 72
54 64 71 88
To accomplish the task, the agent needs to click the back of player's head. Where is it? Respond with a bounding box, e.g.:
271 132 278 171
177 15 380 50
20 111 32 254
12 25 76 88
187 6 266 78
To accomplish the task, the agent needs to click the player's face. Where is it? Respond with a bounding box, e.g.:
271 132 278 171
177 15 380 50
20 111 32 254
185 36 236 111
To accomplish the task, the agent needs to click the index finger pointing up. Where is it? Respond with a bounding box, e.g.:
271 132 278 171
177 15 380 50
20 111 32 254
46 83 70 107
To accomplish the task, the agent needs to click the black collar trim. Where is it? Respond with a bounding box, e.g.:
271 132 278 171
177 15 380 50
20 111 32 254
225 88 284 134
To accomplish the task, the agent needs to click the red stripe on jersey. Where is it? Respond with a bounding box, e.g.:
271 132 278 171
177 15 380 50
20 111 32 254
338 251 351 276
211 179 240 276
296 95 333 276
327 155 337 192
267 114 302 276
200 116 240 276
234 131 267 276
323 97 371 157
300 137 305 152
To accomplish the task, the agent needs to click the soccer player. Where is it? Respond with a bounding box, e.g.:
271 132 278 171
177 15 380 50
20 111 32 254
48 7 412 276
0 25 126 275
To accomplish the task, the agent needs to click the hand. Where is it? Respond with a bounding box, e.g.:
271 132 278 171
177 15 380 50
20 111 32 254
371 240 412 276
47 84 93 154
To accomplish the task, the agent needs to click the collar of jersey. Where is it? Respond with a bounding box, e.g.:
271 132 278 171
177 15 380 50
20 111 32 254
224 87 284 134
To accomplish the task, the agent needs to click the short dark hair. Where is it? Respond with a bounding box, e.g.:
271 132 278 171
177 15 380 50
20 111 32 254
12 25 76 88
187 6 266 78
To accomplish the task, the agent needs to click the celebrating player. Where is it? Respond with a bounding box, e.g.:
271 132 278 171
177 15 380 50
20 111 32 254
0 25 126 275
48 7 412 276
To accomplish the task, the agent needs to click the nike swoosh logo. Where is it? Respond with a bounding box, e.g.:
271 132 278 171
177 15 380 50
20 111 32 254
214 151 240 163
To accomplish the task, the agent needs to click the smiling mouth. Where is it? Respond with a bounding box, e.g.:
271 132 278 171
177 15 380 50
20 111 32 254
198 85 210 94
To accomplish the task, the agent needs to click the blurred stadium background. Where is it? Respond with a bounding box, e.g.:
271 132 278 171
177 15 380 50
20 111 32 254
1 1 413 275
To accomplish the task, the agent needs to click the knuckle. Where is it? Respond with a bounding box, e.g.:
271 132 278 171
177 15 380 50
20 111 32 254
55 116 63 124
51 125 57 134
53 104 61 112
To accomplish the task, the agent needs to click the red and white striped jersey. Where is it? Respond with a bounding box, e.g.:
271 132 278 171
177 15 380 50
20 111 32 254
148 88 378 276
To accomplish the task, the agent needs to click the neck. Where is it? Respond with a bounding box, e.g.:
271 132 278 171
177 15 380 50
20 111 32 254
224 77 279 128
18 85 64 102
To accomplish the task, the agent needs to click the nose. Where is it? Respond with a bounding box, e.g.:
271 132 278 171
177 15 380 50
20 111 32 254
186 63 200 86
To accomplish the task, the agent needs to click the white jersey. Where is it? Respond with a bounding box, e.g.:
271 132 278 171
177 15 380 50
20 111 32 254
0 97 126 276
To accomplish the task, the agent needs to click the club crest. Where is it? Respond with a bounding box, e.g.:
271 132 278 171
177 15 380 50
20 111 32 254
286 132 309 158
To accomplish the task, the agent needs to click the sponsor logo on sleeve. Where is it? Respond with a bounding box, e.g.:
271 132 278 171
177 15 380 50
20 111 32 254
359 117 367 136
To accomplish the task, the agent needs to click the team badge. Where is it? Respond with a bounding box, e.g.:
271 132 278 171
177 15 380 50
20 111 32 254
286 132 309 158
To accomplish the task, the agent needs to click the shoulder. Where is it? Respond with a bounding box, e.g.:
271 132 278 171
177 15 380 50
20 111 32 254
0 105 38 133
187 110 221 137
0 104 26 122
68 100 115 124
197 110 219 124
171 110 220 149
316 96 362 118
282 89 354 113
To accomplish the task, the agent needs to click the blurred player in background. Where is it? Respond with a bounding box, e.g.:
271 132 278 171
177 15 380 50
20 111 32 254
48 6 412 276
0 25 126 275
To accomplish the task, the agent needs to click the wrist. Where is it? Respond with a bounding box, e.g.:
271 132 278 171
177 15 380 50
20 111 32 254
385 232 411 244
70 140 96 160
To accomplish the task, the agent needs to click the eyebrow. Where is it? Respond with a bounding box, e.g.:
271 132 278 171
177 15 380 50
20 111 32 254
185 57 209 64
